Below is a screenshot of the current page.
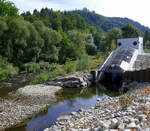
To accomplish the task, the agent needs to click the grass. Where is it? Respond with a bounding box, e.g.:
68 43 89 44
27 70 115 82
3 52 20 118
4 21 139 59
31 54 106 84
0 52 107 83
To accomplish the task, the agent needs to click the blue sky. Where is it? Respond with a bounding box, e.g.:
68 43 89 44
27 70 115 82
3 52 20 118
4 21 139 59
12 0 150 27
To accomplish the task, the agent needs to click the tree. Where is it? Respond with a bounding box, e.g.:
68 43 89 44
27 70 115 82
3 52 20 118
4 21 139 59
41 28 62 62
86 44 97 55
144 31 150 43
62 17 73 31
0 19 8 36
0 0 18 17
6 18 30 64
25 23 44 62
107 28 122 40
67 30 87 60
93 31 105 50
105 28 122 50
121 24 139 38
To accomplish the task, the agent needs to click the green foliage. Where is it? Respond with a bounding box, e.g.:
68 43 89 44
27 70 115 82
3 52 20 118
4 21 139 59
76 56 92 71
33 56 102 83
23 62 60 73
0 0 19 17
122 24 139 38
107 28 122 40
0 20 8 36
38 73 49 82
0 56 18 81
110 40 116 51
73 9 150 32
86 43 97 55
1 4 150 81
64 59 76 73
23 62 40 73
144 31 150 43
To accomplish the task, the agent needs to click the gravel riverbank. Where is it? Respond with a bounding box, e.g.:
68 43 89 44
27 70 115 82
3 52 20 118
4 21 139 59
0 84 62 129
45 86 150 131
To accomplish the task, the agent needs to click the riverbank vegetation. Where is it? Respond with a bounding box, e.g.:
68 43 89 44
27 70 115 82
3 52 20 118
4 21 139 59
1 0 150 82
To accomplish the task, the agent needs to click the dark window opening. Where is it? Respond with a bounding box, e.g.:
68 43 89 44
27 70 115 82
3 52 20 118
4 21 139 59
133 41 137 46
118 42 122 46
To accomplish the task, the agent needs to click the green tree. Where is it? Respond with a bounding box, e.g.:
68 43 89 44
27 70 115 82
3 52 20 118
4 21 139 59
105 28 122 50
0 0 18 17
107 28 122 40
93 31 105 50
121 24 139 38
144 31 150 43
0 19 8 36
67 30 87 59
6 18 30 64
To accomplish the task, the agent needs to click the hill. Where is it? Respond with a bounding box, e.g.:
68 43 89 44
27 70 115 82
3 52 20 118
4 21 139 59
71 9 150 32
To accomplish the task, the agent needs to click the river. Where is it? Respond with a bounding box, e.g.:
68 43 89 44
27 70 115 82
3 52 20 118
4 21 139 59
0 74 119 131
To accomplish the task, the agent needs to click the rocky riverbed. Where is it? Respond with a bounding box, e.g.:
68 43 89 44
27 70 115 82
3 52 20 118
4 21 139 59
0 72 91 130
0 84 62 129
45 86 150 131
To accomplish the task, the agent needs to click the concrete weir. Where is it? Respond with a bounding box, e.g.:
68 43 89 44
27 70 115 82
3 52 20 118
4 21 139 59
94 37 150 88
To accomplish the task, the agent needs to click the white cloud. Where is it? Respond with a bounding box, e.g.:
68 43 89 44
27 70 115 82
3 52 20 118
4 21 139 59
11 0 150 27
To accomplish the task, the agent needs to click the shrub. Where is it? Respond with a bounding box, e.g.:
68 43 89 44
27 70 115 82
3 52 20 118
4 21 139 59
38 73 49 82
49 65 66 80
64 59 76 73
0 56 19 81
23 62 41 73
76 55 92 71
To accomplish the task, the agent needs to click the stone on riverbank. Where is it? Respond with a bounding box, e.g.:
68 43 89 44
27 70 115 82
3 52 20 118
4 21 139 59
17 84 62 97
46 87 150 131
0 84 62 129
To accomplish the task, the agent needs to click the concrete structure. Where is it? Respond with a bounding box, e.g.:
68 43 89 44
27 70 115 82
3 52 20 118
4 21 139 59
95 37 150 88
117 37 143 54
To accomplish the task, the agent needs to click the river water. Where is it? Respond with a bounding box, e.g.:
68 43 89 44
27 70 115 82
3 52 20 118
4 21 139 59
0 75 119 131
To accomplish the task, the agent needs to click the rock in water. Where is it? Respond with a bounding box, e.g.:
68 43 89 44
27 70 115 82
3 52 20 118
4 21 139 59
47 74 88 88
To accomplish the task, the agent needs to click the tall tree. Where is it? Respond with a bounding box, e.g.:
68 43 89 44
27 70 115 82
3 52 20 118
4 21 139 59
0 0 18 17
121 24 139 38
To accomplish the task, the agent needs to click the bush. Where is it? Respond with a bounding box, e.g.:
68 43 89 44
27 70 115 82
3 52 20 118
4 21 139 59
0 56 18 81
23 62 41 73
38 73 49 82
49 65 66 79
23 62 60 73
76 56 92 71
64 59 76 73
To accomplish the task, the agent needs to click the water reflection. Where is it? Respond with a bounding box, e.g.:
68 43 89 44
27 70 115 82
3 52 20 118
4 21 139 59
24 85 118 131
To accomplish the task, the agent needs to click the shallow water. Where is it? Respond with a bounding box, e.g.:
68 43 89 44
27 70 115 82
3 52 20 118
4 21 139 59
0 73 37 97
0 74 120 131
7 85 119 131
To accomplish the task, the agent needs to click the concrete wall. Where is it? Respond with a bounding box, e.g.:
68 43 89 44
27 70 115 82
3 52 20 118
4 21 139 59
123 68 150 82
117 37 143 54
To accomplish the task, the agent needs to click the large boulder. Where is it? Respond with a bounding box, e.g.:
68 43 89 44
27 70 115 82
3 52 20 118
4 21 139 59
47 73 91 88
17 84 62 97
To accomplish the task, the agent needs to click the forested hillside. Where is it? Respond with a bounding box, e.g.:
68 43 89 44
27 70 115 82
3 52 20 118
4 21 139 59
72 8 150 32
1 0 150 81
